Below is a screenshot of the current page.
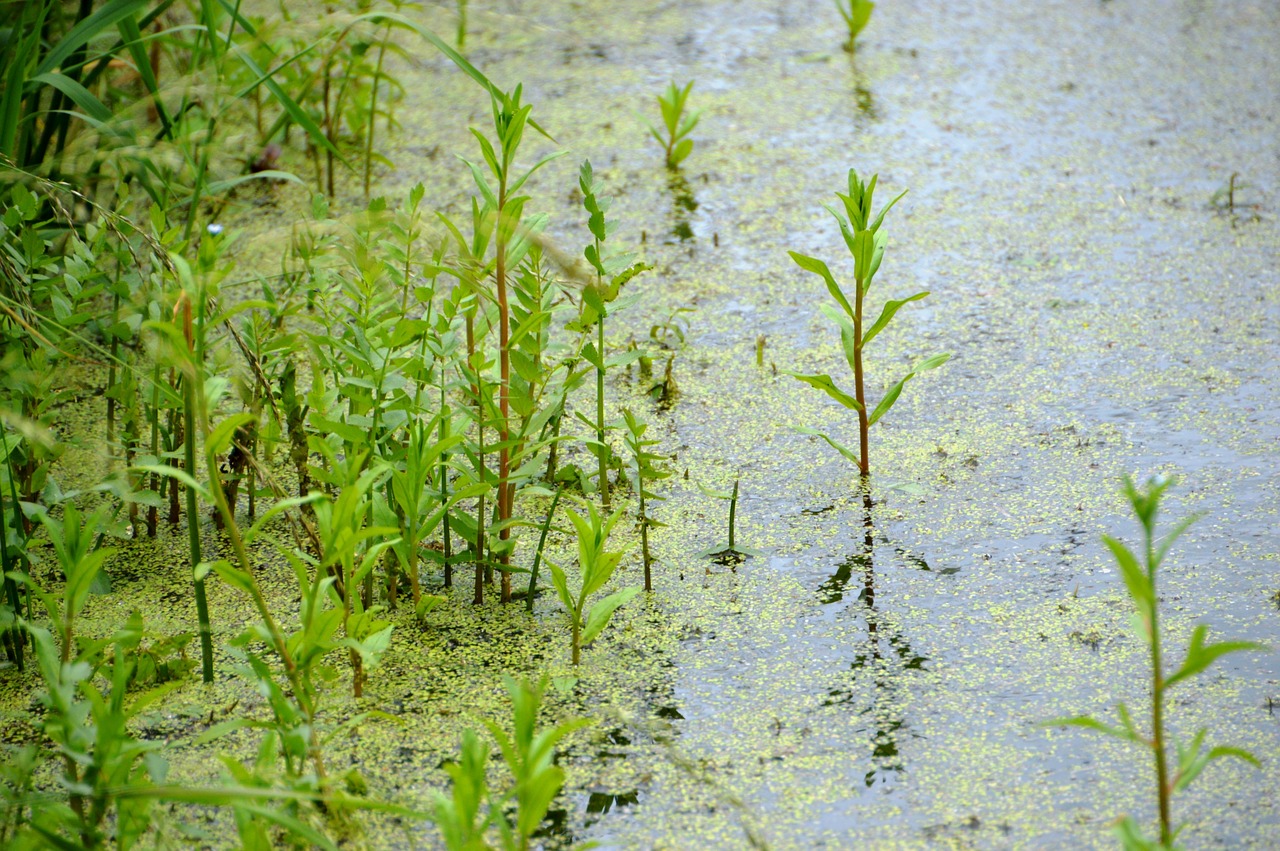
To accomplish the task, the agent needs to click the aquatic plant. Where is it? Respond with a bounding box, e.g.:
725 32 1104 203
548 500 639 665
460 84 562 602
786 169 949 479
834 0 875 53
435 675 588 849
644 81 701 169
570 159 649 510
698 473 758 563
1045 476 1265 849
622 408 670 591
8 505 175 848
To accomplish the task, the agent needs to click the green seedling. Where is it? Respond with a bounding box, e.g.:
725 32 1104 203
1045 476 1265 849
434 675 588 850
787 169 949 479
644 81 702 169
697 473 759 563
623 408 670 591
548 500 639 665
569 160 650 510
835 0 875 52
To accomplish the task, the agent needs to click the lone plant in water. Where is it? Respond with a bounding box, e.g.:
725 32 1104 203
835 0 875 53
698 473 758 564
644 81 701 169
787 169 949 479
1046 476 1265 849
548 500 639 665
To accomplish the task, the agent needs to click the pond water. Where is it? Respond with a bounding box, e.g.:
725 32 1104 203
369 1 1279 847
8 0 1279 848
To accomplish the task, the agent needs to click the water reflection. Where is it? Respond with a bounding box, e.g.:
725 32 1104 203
667 170 698 242
819 489 926 786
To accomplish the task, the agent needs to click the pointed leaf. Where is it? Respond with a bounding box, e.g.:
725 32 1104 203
582 587 640 646
789 252 854 318
862 292 929 347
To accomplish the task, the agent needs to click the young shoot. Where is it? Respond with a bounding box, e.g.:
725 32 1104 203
835 0 875 53
697 473 759 564
786 169 949 480
643 81 701 169
1044 476 1265 849
548 500 639 665
569 160 649 510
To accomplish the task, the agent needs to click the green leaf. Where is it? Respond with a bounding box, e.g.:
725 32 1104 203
582 587 640 646
862 292 929 347
34 0 149 79
547 561 575 615
1163 626 1264 690
670 138 693 166
205 413 255 458
784 371 862 411
789 251 854 319
1040 715 1140 742
867 353 950 426
27 73 112 124
793 426 861 467
1103 535 1152 615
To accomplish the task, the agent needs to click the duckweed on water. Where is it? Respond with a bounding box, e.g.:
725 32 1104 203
4 0 1279 847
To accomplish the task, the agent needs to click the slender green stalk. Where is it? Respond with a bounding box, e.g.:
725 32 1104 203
852 268 868 477
727 477 738 551
1143 514 1172 845
596 318 608 509
525 485 563 613
362 21 393 200
180 298 214 684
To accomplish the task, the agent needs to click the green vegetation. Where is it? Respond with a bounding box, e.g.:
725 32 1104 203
1045 477 1265 849
548 501 639 665
0 2 1271 848
643 81 701 169
834 0 875 53
787 169 949 480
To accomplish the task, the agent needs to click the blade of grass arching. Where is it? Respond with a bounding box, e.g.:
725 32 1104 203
227 44 348 168
26 73 113 125
78 0 178 91
33 0 151 79
115 14 173 136
232 39 321 100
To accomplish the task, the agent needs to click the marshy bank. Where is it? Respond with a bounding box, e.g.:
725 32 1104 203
2 0 1278 848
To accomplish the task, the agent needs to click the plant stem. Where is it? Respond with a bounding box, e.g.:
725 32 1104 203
362 22 391 200
640 486 653 592
1146 522 1171 845
181 298 215 684
526 486 563 612
853 274 869 478
596 318 609 509
728 477 738 551
496 171 513 604
465 314 484 604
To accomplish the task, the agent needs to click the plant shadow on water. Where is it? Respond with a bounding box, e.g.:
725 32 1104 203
818 491 928 788
667 170 699 242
